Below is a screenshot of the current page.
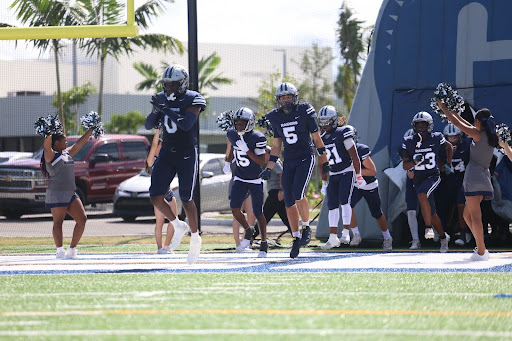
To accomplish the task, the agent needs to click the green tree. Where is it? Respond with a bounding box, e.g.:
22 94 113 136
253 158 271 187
7 0 85 132
296 43 335 111
335 1 365 112
133 52 233 97
77 0 184 116
104 111 146 134
51 82 97 135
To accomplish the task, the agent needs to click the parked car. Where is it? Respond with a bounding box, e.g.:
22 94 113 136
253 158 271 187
0 134 149 219
0 152 33 164
113 153 232 221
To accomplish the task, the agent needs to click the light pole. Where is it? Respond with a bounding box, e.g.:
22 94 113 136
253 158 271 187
274 49 287 80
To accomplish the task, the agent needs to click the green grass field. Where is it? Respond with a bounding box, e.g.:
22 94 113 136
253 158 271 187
1 238 511 340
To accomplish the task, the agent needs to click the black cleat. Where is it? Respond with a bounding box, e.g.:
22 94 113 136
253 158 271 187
299 225 311 246
290 237 301 259
258 240 268 258
244 226 255 241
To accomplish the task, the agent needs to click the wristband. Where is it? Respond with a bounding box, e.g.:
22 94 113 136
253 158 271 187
269 155 278 163
317 147 326 155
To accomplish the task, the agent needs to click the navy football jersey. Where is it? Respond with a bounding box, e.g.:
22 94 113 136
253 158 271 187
439 137 471 179
266 102 318 159
153 90 206 149
321 126 355 173
356 143 377 186
401 132 447 176
227 128 267 181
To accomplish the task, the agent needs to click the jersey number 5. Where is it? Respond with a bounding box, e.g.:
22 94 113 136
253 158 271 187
282 126 298 144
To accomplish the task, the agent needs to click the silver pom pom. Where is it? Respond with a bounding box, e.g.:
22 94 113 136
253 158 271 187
431 83 466 122
496 123 512 154
34 114 63 137
80 111 105 139
257 117 273 137
216 110 234 131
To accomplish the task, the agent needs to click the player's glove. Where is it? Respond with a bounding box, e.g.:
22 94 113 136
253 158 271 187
355 174 367 188
235 139 249 153
223 161 232 175
320 180 328 196
412 154 424 165
259 168 272 180
444 163 454 175
150 95 166 112
321 162 330 175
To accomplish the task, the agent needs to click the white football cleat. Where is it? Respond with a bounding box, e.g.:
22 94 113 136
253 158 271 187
424 227 435 239
440 233 450 253
349 233 362 246
321 237 341 250
236 239 251 252
409 239 421 250
170 220 189 251
340 232 350 245
469 248 489 261
56 249 65 259
64 247 77 259
382 237 393 251
187 233 201 264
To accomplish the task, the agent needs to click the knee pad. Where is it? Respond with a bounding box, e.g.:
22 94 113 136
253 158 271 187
328 209 340 227
341 204 352 225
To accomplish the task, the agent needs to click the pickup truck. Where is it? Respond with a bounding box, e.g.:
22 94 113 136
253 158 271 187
0 134 149 219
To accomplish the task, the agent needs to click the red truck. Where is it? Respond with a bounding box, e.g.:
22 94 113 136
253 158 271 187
0 134 149 219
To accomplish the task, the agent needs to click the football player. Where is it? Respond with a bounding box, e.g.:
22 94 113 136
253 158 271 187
437 123 472 246
348 126 393 251
401 129 421 249
260 83 329 258
401 112 453 253
315 106 364 250
145 64 206 264
225 107 269 257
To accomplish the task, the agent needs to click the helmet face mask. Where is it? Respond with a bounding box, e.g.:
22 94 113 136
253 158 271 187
412 111 434 134
161 64 189 100
275 82 299 112
444 123 462 145
317 105 338 131
233 107 255 134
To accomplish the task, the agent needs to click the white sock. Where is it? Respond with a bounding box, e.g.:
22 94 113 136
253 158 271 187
67 247 75 252
57 246 64 252
292 231 300 238
328 233 338 241
171 218 179 226
191 231 199 238
301 220 310 227
382 229 391 240
407 210 419 240
351 226 360 235
342 228 350 237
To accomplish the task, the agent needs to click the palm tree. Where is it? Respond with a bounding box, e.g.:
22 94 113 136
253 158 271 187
133 52 233 96
7 0 85 132
77 0 184 116
335 1 365 113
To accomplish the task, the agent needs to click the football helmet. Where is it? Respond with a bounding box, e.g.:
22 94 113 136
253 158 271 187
403 128 415 138
161 64 189 101
443 123 462 136
317 105 339 129
275 82 299 111
411 111 433 133
233 107 256 133
345 124 358 143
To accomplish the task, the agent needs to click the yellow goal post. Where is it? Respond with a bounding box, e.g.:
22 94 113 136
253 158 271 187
0 0 139 40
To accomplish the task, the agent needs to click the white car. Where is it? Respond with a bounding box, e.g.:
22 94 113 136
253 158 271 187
0 152 33 164
113 153 232 221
